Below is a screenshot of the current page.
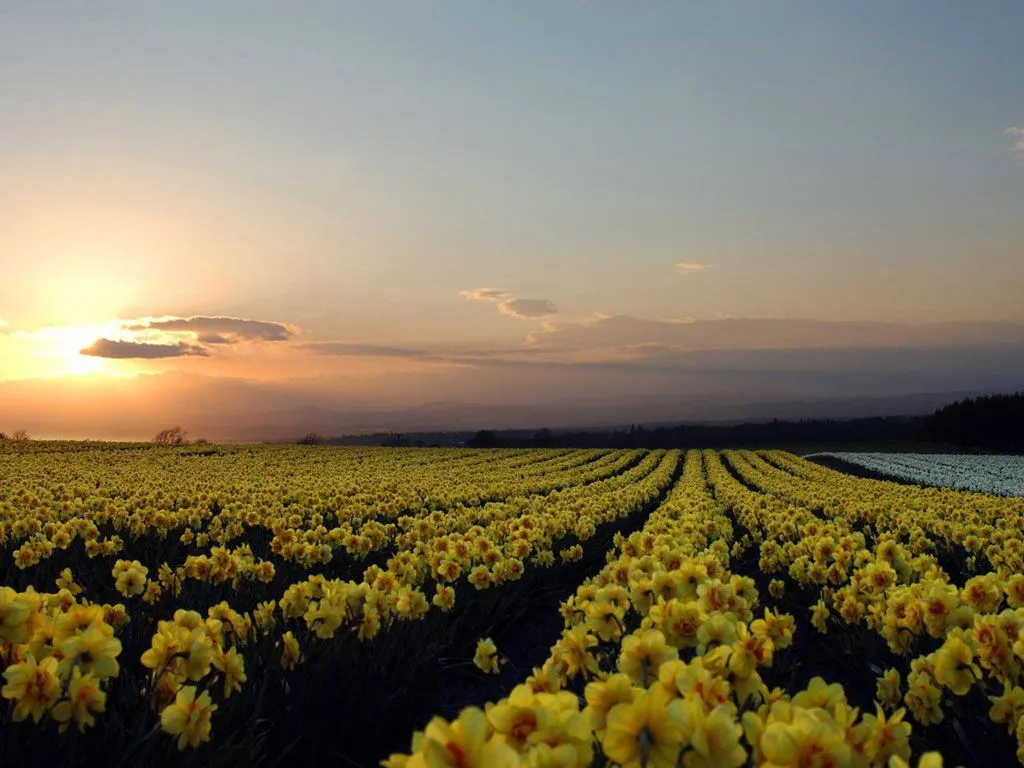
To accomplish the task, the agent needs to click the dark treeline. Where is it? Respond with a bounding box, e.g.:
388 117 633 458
920 393 1024 452
469 416 927 449
323 415 928 450
314 392 1024 452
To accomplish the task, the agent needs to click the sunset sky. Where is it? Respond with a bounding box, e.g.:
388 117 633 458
1 2 1022 438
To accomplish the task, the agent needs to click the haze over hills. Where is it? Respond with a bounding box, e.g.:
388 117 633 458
263 391 1011 441
0 368 1000 442
4 321 1024 441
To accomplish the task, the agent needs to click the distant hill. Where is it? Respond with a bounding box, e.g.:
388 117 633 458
303 390 969 439
320 391 1024 451
293 390 973 441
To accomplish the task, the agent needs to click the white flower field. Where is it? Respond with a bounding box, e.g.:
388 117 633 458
811 452 1024 497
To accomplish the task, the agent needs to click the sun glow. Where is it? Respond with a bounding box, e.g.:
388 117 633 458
25 325 119 377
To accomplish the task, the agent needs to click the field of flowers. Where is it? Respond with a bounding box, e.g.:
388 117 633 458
811 452 1024 498
1 441 1023 766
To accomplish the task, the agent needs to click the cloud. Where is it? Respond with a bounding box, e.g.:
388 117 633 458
497 298 559 319
460 288 511 302
526 314 1024 355
195 334 232 345
80 338 210 359
1007 127 1024 152
298 342 427 358
123 316 296 343
461 287 558 320
67 314 300 362
675 262 716 274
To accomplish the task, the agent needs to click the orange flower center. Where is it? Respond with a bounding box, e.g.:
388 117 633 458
510 712 538 744
445 741 468 768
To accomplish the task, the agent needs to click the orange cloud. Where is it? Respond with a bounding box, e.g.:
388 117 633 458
459 288 510 302
675 262 716 274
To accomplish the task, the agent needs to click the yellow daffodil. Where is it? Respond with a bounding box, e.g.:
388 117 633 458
474 637 501 675
160 685 217 750
2 653 62 723
52 667 106 733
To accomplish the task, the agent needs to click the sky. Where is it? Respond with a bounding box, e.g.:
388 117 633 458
1 2 1022 438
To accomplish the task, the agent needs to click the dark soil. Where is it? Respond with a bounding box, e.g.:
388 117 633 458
415 584 569 724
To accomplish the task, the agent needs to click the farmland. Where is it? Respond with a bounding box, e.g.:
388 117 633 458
1 442 1023 766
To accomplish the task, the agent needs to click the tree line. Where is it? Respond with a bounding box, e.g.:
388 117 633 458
464 415 928 449
919 393 1024 452
127 391 1024 453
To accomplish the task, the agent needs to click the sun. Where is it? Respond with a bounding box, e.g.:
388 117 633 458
31 325 115 377
62 330 111 376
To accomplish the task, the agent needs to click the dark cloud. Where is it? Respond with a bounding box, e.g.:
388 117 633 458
124 316 296 343
80 338 210 359
197 334 232 345
498 298 558 319
461 288 558 320
299 342 428 358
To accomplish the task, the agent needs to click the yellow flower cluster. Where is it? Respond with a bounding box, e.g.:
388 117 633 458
4 440 1013 761
136 603 251 748
387 451 948 767
0 583 124 732
255 449 680 647
0 443 684 752
707 449 1024 761
0 446 654 575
